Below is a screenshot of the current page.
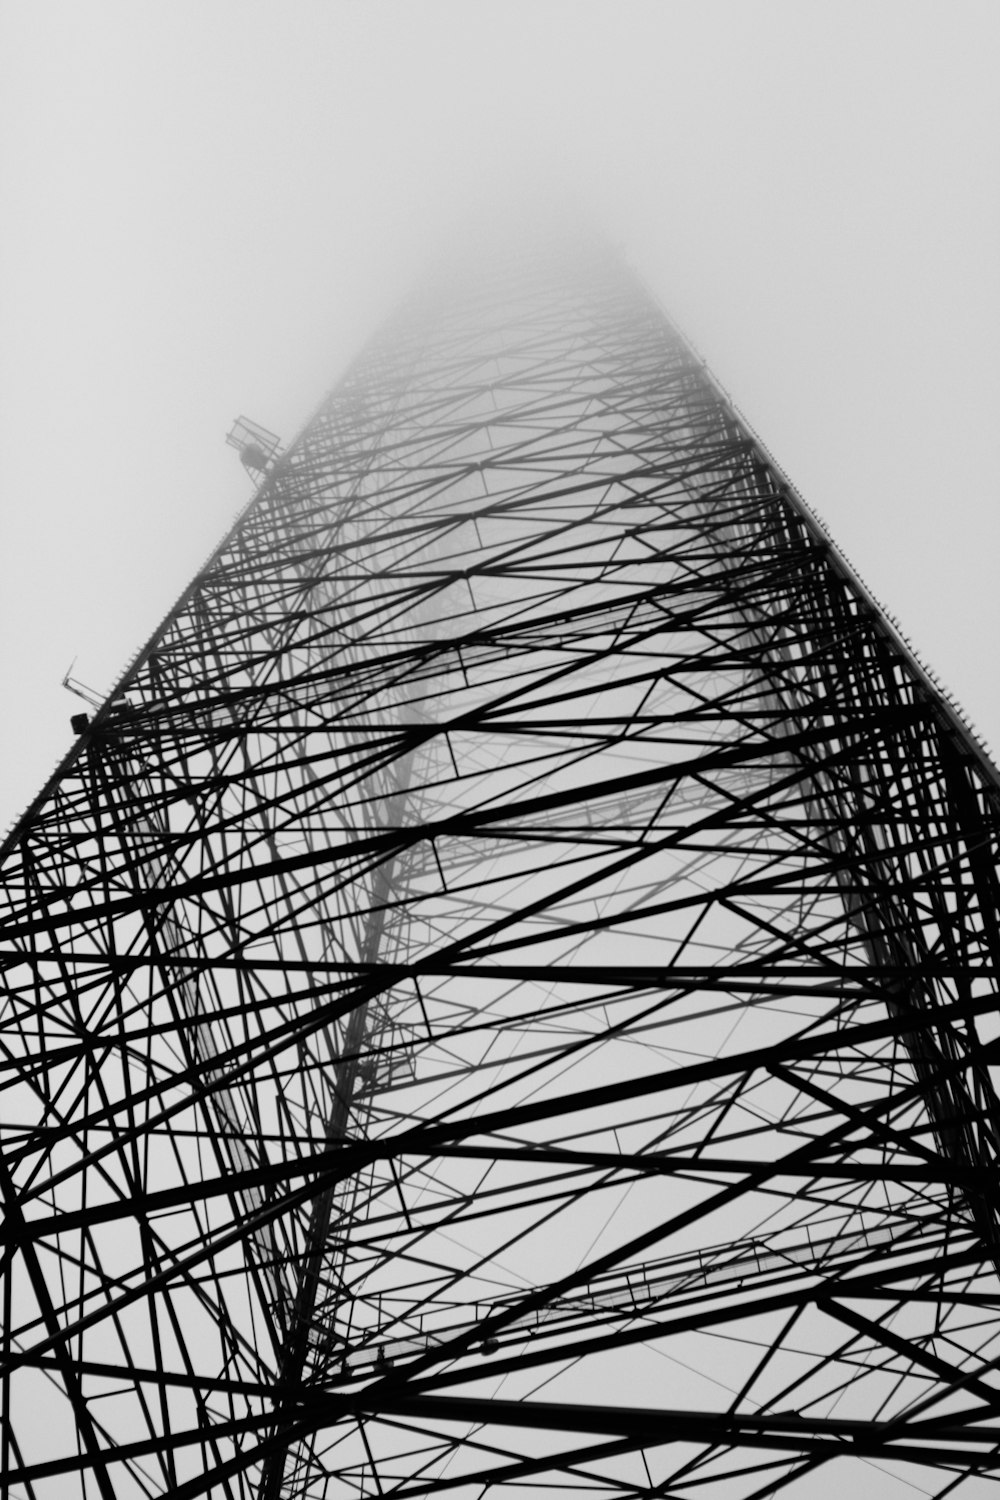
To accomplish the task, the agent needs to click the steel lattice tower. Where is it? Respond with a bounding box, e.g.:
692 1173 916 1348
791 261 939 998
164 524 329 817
3 243 1000 1500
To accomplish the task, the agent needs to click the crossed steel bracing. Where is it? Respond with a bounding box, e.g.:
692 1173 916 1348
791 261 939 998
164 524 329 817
3 243 1000 1499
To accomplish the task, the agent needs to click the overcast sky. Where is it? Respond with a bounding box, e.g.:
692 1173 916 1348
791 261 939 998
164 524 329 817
1 1 998 834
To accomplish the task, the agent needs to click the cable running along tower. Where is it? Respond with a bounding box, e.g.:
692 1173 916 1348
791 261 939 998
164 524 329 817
3 245 1000 1500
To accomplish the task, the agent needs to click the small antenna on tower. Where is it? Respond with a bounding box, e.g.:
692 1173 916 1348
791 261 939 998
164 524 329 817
62 660 104 735
62 661 103 709
225 416 282 474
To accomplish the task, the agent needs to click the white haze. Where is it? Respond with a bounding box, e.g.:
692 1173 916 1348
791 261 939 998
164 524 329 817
0 0 998 832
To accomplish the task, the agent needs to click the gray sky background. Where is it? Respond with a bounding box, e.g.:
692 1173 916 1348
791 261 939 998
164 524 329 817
1 1 998 834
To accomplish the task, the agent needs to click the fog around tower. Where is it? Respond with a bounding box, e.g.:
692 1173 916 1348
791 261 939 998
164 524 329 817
0 0 997 833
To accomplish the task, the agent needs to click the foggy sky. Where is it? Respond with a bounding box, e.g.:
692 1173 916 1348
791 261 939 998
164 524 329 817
1 0 998 833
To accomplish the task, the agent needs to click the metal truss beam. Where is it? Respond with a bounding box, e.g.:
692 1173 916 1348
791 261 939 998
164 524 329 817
2 242 1000 1499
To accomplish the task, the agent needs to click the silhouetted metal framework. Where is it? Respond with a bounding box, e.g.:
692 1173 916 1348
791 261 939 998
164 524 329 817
2 244 1000 1500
